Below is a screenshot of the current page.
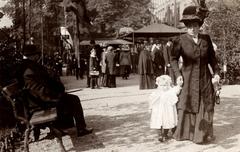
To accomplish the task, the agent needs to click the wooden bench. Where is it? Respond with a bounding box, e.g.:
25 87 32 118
1 80 66 152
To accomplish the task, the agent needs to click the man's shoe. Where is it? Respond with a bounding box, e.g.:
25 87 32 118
77 128 93 137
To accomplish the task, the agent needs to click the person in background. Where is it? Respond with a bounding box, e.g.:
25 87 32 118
100 45 108 87
130 46 138 74
72 55 80 80
16 44 93 137
119 45 132 79
138 40 155 89
115 48 121 76
163 38 176 84
79 55 86 79
89 46 100 89
86 40 96 87
151 40 165 79
54 52 63 76
105 46 117 88
95 44 103 86
66 54 73 76
171 3 220 144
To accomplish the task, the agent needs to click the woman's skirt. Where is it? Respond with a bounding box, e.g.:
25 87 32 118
120 65 131 76
173 98 214 143
139 74 154 89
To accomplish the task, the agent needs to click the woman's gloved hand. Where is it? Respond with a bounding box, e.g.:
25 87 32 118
213 74 220 83
176 76 183 87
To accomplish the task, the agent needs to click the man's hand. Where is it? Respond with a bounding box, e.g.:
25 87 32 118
176 76 183 87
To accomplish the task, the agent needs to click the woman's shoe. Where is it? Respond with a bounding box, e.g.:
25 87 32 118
204 135 216 143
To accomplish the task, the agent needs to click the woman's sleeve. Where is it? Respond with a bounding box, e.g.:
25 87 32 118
170 37 182 78
207 35 220 75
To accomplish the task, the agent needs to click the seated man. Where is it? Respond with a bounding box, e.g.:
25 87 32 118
15 44 92 137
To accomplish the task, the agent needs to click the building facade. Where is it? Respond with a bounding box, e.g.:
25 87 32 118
150 0 194 27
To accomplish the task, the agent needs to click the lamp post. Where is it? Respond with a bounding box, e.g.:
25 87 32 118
22 0 26 54
174 0 177 27
29 0 32 36
223 28 227 82
41 4 46 65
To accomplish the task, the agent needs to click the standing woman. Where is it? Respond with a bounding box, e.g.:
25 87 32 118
89 47 100 89
119 45 132 79
100 45 108 87
138 40 155 89
105 46 117 88
171 2 220 144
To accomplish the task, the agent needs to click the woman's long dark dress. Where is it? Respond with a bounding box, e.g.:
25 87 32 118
170 34 220 143
138 47 154 90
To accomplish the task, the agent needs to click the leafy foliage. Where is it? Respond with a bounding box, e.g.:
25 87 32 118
1 0 153 55
1 0 64 54
205 0 240 83
86 0 152 37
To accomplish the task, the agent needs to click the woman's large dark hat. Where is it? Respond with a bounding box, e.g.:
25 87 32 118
180 4 209 26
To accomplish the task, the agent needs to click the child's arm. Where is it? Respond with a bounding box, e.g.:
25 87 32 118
165 86 182 106
172 85 182 95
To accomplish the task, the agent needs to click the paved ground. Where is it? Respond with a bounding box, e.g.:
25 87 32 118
27 74 240 152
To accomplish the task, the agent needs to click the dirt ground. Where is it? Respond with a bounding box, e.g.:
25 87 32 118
21 75 240 152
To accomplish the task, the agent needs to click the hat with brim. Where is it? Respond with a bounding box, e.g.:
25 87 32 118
180 6 205 26
121 45 130 51
23 44 40 56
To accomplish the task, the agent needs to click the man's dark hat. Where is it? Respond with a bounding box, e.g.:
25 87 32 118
90 39 95 45
23 44 40 56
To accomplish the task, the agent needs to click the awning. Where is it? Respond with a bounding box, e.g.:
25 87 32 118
126 23 186 37
80 39 133 45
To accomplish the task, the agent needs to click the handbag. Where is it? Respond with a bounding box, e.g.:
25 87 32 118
90 70 99 76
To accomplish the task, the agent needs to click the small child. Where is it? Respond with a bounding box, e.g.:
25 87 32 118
149 75 181 142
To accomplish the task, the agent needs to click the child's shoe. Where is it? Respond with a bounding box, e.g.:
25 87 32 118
158 135 169 142
158 135 165 142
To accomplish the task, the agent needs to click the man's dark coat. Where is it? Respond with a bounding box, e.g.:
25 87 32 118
105 51 117 75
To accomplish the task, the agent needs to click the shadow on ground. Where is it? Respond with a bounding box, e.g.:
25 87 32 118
61 75 140 90
66 101 157 151
25 85 240 152
210 96 240 150
65 96 240 152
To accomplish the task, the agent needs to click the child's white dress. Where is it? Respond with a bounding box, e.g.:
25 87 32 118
149 87 178 129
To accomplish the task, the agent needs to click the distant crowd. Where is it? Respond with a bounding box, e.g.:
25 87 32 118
48 38 179 90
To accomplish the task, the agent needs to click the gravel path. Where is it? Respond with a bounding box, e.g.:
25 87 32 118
21 75 240 152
